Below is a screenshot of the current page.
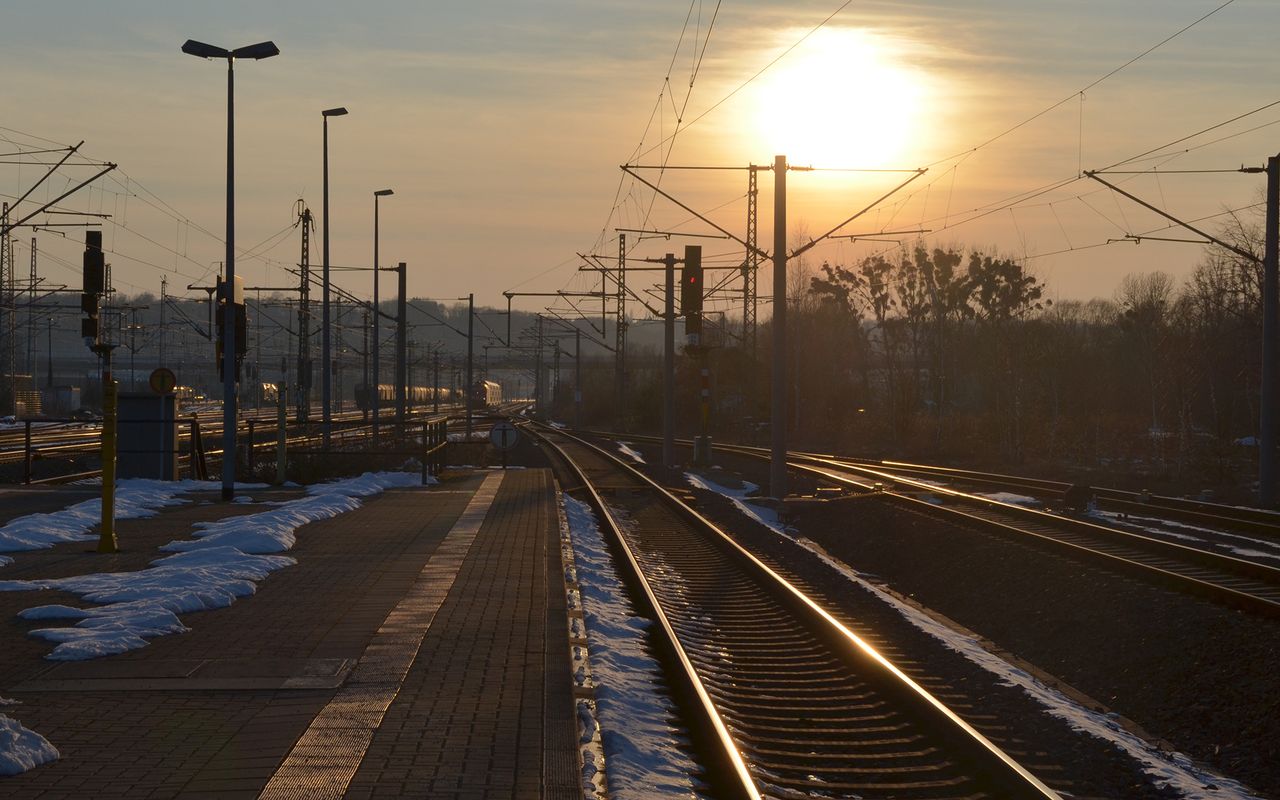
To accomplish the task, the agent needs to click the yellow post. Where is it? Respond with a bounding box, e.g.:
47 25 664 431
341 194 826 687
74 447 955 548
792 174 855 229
98 377 119 553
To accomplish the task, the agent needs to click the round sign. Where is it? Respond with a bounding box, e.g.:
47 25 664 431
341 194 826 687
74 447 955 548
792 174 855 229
149 367 177 395
489 421 519 450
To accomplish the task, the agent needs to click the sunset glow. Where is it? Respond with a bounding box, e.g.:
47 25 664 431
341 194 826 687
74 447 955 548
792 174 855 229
746 28 932 168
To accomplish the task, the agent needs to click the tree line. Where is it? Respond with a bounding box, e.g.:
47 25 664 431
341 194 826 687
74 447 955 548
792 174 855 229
560 209 1266 495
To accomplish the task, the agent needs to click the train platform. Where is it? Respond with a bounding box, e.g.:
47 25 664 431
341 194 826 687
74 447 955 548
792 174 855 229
0 468 581 799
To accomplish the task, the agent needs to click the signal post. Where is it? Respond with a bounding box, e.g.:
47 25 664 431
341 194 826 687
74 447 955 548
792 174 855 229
81 231 118 553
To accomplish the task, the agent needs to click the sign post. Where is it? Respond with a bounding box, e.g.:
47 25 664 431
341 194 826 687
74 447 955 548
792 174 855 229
489 420 519 471
149 367 177 396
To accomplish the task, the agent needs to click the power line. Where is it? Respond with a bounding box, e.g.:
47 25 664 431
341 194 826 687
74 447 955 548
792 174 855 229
926 0 1239 171
1100 98 1280 171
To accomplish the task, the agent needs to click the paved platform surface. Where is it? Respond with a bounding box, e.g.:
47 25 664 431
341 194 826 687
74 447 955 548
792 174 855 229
0 469 579 799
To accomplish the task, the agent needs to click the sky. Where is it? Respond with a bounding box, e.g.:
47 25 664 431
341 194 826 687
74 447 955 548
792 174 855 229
2 0 1278 321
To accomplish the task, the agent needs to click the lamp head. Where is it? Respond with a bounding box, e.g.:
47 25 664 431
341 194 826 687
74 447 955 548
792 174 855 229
231 41 280 60
323 107 349 117
181 39 230 59
375 189 394 197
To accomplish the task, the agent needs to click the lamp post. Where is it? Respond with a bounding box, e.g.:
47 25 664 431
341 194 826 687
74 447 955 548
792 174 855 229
321 106 347 449
181 38 279 502
372 188 394 445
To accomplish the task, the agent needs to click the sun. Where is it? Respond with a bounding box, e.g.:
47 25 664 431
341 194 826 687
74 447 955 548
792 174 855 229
747 28 931 168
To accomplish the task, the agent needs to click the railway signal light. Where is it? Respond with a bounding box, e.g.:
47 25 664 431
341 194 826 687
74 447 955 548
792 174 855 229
81 231 105 347
681 244 703 316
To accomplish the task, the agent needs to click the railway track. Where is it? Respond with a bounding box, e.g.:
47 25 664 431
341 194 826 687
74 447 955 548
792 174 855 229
593 433 1280 620
795 452 1280 541
590 431 1280 539
535 423 1058 799
811 458 1280 617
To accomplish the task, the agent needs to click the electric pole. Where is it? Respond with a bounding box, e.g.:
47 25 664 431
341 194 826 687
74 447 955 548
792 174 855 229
616 232 627 430
663 252 676 468
361 308 369 421
433 347 441 413
770 155 788 498
465 292 474 438
575 327 582 430
297 205 313 423
27 237 36 385
396 262 407 434
159 275 167 367
1261 154 1279 507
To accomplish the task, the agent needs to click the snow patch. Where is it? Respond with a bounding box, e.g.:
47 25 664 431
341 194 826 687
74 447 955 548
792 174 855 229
0 479 196 557
685 473 787 535
0 478 271 563
1089 509 1280 564
562 495 703 798
0 715 59 776
0 471 422 661
615 442 645 464
977 491 1041 507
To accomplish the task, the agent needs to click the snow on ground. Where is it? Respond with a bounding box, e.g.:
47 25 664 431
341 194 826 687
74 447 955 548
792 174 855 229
687 472 1264 800
0 420 66 431
615 442 645 464
0 472 425 661
446 431 490 442
0 480 201 560
1089 510 1280 564
0 715 58 776
556 499 607 799
562 495 704 799
0 479 269 566
684 473 785 534
977 491 1042 507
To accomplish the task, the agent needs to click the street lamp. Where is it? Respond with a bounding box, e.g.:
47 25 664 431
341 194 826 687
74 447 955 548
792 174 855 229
321 106 347 449
181 38 279 502
372 188 394 445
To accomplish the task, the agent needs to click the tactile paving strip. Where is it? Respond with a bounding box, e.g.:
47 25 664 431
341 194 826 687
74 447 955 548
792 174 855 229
258 472 505 800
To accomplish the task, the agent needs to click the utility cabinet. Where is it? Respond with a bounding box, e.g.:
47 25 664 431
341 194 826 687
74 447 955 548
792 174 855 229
117 392 180 480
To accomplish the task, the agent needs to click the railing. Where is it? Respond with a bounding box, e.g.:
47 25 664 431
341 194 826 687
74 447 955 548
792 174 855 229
7 408 454 486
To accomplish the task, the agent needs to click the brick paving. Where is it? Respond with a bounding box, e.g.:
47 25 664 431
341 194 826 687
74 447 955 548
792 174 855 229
0 486 101 527
0 468 579 799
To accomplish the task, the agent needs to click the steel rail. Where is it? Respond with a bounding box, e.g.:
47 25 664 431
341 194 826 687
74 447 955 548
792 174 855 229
584 431 1280 618
807 454 1280 539
585 430 1280 537
791 459 1280 620
533 422 1059 799
643 437 1280 620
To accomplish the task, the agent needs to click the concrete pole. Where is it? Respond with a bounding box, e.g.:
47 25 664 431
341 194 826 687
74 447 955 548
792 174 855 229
465 292 474 438
1261 154 1279 507
361 309 369 420
321 113 335 447
575 327 582 430
396 262 407 434
769 154 787 499
534 316 543 417
663 253 675 468
372 197 381 444
220 57 238 502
